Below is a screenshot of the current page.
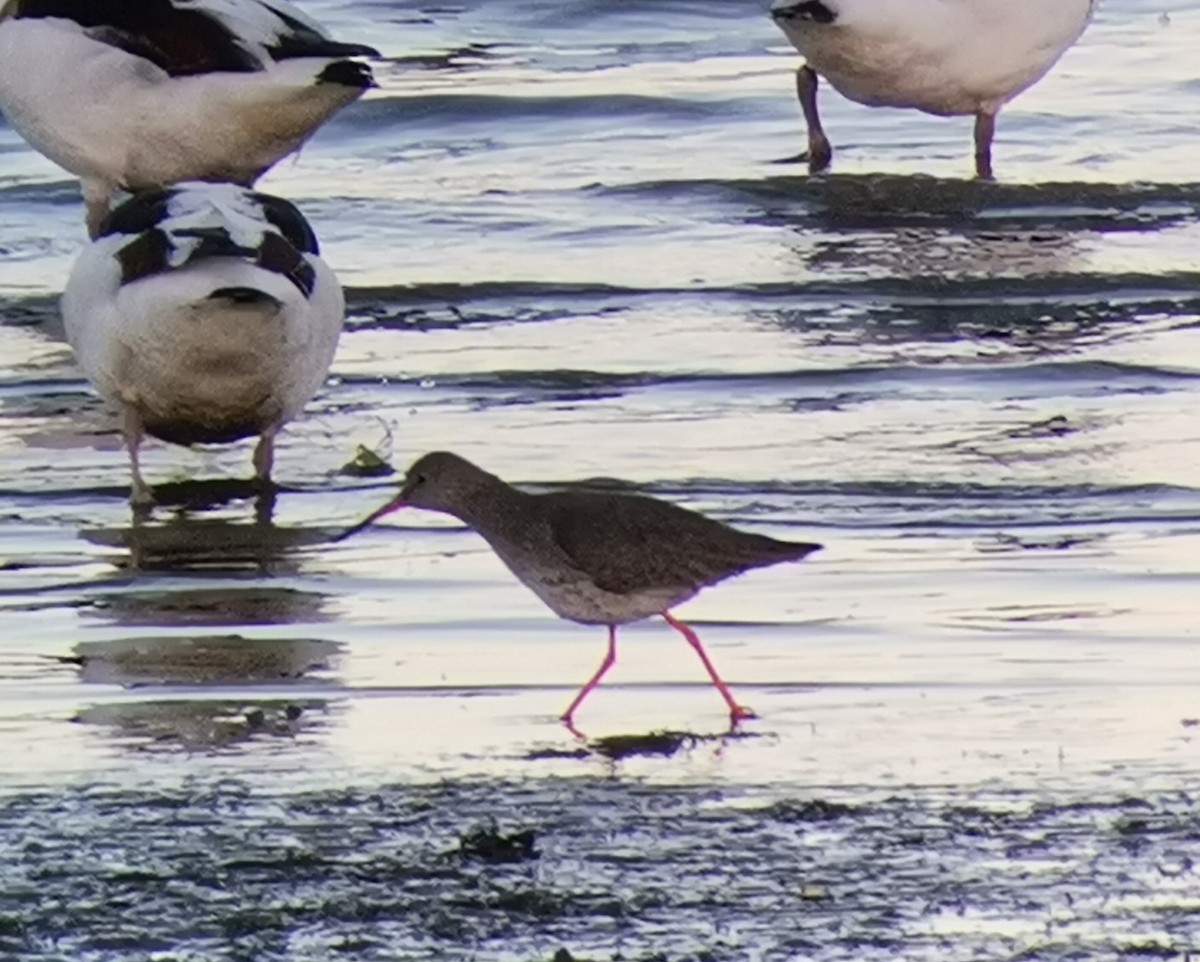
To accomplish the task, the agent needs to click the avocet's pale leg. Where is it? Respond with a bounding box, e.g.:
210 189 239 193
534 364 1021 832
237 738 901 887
974 111 996 180
796 65 832 172
252 427 278 485
122 406 154 506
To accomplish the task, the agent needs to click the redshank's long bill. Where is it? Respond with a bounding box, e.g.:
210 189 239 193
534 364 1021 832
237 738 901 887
336 452 823 728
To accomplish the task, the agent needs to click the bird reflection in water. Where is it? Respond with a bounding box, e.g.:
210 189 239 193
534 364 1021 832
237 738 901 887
773 175 1083 283
80 478 336 572
528 726 761 765
73 698 327 754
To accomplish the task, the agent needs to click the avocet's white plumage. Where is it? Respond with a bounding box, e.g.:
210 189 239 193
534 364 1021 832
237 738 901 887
62 182 345 505
770 0 1096 177
0 0 378 236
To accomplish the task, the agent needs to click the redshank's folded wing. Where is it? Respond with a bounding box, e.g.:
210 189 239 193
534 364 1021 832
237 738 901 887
542 491 821 596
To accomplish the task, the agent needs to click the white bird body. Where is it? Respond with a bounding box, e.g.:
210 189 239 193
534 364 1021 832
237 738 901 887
68 259 334 445
62 183 345 503
770 0 1095 175
0 0 377 234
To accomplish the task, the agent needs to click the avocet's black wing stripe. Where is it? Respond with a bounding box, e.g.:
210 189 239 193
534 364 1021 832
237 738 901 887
114 229 173 285
263 6 379 60
15 0 262 75
97 187 177 238
272 35 380 59
105 184 317 297
114 222 315 298
771 1 836 25
256 232 316 297
116 225 258 285
251 192 320 255
11 0 378 75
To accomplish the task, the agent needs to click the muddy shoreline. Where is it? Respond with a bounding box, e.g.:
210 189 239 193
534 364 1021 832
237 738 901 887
2 776 1197 961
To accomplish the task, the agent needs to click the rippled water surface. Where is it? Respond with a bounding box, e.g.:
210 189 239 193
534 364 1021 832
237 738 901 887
2 1 1200 959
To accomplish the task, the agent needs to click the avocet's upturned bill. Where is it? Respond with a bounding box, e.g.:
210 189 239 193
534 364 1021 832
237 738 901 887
770 0 1096 178
62 182 345 506
0 0 379 235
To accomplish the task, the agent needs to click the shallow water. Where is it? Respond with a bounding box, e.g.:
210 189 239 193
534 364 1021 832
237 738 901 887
3 0 1200 958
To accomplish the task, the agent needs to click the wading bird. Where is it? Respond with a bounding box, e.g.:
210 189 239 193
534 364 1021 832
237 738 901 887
62 182 345 505
0 0 378 235
339 452 823 729
770 0 1096 177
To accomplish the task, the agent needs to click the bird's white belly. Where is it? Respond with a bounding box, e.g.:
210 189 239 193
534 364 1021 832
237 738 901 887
524 575 672 626
780 8 1088 117
801 35 1018 114
0 22 360 190
64 238 344 449
124 66 362 189
116 302 290 444
489 542 695 626
806 35 985 114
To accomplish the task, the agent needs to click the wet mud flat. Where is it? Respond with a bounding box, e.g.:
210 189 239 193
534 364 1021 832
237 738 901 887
1 775 1198 962
2 2 1200 958
5 166 1200 960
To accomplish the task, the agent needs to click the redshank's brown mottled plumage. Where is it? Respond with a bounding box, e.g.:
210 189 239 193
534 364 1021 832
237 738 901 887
338 451 823 727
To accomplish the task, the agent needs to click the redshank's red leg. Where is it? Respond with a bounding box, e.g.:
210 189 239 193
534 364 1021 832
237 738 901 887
560 625 618 727
662 612 756 722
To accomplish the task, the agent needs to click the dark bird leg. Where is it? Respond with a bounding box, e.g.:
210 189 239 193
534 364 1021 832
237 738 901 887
560 624 618 729
254 487 277 528
253 427 278 485
974 111 996 180
662 611 756 723
797 65 832 173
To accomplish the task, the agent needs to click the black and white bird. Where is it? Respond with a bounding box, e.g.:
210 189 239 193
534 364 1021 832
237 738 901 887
769 0 1096 178
0 0 379 236
61 182 345 505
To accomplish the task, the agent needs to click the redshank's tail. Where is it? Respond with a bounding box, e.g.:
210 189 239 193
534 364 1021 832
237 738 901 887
692 534 821 588
750 537 823 565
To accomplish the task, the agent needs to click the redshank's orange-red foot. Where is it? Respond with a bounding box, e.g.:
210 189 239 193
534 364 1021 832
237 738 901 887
338 451 823 725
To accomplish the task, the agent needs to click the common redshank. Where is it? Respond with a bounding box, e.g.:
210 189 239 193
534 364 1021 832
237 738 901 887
337 452 823 728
